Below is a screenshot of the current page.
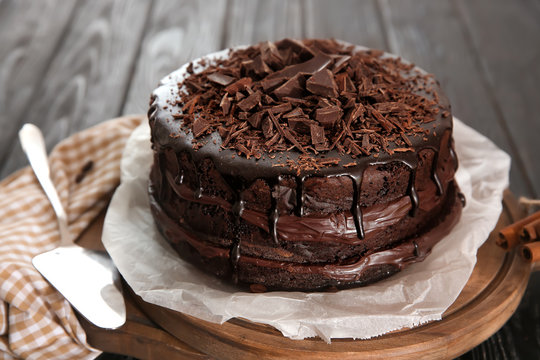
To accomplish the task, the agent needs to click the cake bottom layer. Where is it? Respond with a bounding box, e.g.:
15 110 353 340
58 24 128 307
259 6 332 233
149 180 463 291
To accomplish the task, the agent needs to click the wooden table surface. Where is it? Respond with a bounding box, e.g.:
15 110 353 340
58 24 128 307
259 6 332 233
1 0 538 358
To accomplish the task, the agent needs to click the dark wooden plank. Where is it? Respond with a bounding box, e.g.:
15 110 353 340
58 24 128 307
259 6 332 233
224 0 303 48
0 0 77 178
377 0 534 197
122 0 227 115
0 0 151 179
455 0 540 197
304 0 388 50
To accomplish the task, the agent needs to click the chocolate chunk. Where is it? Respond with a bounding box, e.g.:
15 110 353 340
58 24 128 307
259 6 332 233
260 41 284 69
315 106 342 128
282 107 305 118
276 38 316 59
306 69 338 97
332 54 351 73
288 117 317 134
220 95 232 115
261 116 274 138
310 124 327 147
253 55 271 75
192 116 210 137
235 92 245 101
335 72 356 93
270 102 293 114
273 74 305 99
207 72 235 86
248 111 264 129
263 52 333 90
238 91 261 112
225 77 252 94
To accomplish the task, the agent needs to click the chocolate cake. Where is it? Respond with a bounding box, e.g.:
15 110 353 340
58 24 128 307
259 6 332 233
147 39 464 291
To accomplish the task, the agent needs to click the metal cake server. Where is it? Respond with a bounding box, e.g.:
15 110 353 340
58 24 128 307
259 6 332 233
20 123 126 329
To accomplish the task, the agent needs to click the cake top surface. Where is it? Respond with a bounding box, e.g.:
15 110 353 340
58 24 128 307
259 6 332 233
150 39 452 178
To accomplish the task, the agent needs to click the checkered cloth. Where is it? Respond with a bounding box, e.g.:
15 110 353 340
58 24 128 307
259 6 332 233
0 116 143 359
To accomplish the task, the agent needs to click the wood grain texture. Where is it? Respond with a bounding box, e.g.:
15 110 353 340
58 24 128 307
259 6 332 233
304 0 388 50
224 0 304 47
0 0 151 179
455 0 540 198
377 0 534 198
122 0 227 115
0 0 77 175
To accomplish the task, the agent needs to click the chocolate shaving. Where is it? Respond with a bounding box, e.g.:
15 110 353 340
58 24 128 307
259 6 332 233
268 111 307 154
170 38 448 168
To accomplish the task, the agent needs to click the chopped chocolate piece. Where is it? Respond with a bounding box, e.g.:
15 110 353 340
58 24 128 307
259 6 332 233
235 92 245 101
273 74 305 99
270 102 293 114
277 38 316 58
261 116 274 138
282 107 305 118
260 41 284 69
217 125 229 138
263 52 333 90
225 77 252 95
248 111 264 129
253 55 272 75
335 72 356 93
220 95 232 115
192 116 210 137
207 72 235 86
310 124 327 149
362 134 372 152
288 117 317 134
315 105 342 128
238 91 261 112
306 69 338 98
332 54 351 73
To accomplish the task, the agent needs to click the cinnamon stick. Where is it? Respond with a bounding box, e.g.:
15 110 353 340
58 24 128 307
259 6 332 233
520 242 540 263
497 210 540 250
520 218 540 242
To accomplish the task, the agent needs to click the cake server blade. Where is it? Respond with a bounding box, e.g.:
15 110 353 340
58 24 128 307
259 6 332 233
20 123 126 329
32 246 126 329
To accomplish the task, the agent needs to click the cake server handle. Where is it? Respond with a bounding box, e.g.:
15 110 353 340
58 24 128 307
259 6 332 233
19 124 71 246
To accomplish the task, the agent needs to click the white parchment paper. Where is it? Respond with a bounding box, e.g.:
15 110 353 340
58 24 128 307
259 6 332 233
102 118 510 341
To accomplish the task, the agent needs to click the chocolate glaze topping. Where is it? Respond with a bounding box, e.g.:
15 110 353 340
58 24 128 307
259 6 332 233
148 39 462 290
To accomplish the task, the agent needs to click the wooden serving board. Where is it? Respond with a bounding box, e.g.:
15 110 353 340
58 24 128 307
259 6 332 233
77 191 533 360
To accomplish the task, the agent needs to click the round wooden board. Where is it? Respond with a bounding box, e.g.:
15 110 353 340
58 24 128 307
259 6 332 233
79 191 533 360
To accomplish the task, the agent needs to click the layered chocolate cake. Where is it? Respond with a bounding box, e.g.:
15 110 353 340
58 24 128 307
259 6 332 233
148 39 464 291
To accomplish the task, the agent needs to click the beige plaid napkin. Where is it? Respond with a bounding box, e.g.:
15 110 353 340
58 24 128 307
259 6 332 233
0 115 143 359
